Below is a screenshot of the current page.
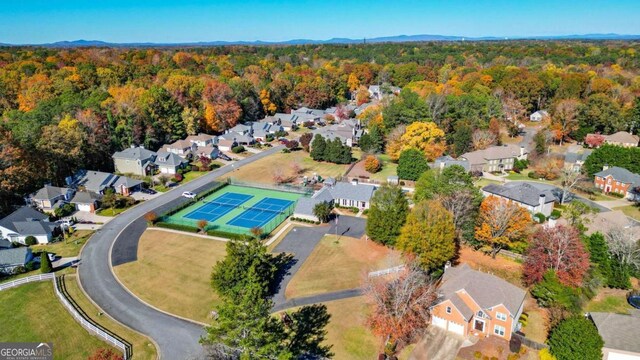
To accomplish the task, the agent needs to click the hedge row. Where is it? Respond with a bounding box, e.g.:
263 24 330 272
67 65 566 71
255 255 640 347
205 229 247 240
290 217 321 225
154 222 199 233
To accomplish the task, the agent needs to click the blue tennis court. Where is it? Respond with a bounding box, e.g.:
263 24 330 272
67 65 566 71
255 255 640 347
226 197 294 229
184 192 253 222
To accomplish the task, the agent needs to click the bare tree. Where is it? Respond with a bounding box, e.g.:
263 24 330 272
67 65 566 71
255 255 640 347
437 190 477 241
364 261 438 346
425 93 447 126
559 167 584 204
272 168 286 184
606 227 640 270
472 129 497 150
553 99 580 145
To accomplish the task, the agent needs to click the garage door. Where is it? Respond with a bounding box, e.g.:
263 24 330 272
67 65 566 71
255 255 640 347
607 351 640 360
432 316 447 329
448 321 465 335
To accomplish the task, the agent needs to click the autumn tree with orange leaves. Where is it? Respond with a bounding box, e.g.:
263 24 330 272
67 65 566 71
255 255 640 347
364 262 438 348
475 195 532 258
202 80 242 132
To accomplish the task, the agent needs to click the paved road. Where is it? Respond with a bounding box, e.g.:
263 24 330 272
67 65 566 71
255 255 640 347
79 146 283 360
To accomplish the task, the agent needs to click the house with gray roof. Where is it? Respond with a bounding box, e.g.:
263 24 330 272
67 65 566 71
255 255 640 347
292 107 325 118
431 155 470 172
603 131 639 148
0 247 35 274
312 119 364 147
30 185 74 212
0 207 57 244
112 146 157 176
482 182 556 216
72 170 143 196
186 133 217 148
154 152 188 175
564 149 592 172
70 191 102 213
461 145 528 173
160 139 197 159
430 263 527 341
292 179 376 221
594 166 640 200
589 312 640 360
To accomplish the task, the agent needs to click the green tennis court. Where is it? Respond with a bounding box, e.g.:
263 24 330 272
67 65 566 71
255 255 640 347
165 185 302 235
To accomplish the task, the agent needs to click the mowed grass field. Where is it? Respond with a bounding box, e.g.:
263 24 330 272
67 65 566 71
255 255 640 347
221 150 350 184
114 230 227 323
63 275 158 359
0 281 115 360
286 235 402 299
323 296 380 360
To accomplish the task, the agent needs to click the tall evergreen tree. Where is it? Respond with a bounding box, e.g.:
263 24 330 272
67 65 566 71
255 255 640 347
40 251 52 273
310 134 327 161
365 184 409 246
549 316 603 360
397 148 429 181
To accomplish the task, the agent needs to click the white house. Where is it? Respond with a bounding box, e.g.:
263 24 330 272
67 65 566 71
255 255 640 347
529 110 549 122
0 207 57 244
482 183 556 217
30 185 75 212
292 179 376 222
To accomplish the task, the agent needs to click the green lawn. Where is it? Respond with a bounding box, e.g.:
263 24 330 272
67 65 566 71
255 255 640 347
505 171 531 181
474 178 502 188
0 281 116 359
584 294 634 314
369 154 398 182
32 230 94 257
96 206 131 216
613 205 640 221
183 170 208 182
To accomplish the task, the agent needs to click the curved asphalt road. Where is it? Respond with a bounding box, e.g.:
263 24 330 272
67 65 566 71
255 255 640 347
79 146 283 360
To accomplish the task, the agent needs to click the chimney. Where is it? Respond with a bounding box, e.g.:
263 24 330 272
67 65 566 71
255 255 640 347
520 146 525 158
539 194 546 209
603 164 609 171
351 178 358 186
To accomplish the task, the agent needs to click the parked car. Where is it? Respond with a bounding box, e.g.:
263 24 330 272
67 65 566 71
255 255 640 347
278 138 289 145
47 253 56 262
182 191 197 199
218 153 232 161
141 188 157 195
56 219 74 228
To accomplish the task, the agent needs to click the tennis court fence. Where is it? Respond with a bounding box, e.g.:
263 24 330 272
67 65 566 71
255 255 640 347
227 178 314 196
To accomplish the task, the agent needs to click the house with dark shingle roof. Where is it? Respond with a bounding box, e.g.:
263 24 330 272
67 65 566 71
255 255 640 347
594 166 640 200
30 185 74 212
431 155 470 172
112 146 157 176
0 207 57 244
589 312 640 360
292 179 376 221
564 149 592 173
482 182 556 216
430 264 527 341
73 170 141 196
70 191 102 213
155 152 188 175
603 131 639 148
0 247 34 274
460 145 527 173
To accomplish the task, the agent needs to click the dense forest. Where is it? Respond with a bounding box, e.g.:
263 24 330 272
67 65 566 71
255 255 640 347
1 41 640 213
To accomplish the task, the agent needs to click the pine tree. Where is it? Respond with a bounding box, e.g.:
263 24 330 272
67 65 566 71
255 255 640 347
310 134 326 161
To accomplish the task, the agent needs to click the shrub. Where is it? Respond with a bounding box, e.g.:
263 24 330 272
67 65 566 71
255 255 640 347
533 212 546 223
364 155 381 173
231 145 245 153
285 140 299 150
191 165 200 172
205 229 246 240
527 171 539 179
474 352 482 359
548 316 603 360
154 222 198 233
40 252 52 273
24 236 37 246
144 211 157 225
550 209 561 219
54 203 76 218
282 148 291 153
173 173 183 182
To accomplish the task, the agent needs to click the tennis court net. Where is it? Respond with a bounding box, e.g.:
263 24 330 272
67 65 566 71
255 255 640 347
202 200 290 215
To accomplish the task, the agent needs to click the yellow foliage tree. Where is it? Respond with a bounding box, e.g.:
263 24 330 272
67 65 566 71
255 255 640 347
386 122 447 161
259 89 277 115
347 73 360 92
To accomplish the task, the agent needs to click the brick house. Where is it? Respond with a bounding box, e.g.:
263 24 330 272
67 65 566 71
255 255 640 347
593 166 640 200
430 264 526 341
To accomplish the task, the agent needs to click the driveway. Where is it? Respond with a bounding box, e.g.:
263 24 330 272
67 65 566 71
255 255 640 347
78 145 283 359
410 326 464 360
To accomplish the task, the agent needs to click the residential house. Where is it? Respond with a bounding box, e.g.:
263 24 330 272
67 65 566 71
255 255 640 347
431 155 471 172
354 102 373 116
604 131 639 147
430 264 527 341
368 84 401 101
292 107 325 118
313 119 364 147
154 152 188 175
226 123 253 135
217 139 236 152
0 247 35 274
594 166 640 200
186 133 217 148
589 312 640 360
564 149 592 173
70 191 101 213
529 110 549 122
482 183 556 217
584 210 640 239
194 146 219 160
218 132 254 146
73 170 142 196
270 113 299 131
0 207 57 244
112 146 157 176
0 239 12 249
460 145 528 173
30 185 74 212
292 179 376 222
160 139 197 159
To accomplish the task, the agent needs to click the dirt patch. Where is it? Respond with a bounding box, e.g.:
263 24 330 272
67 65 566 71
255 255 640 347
458 247 523 286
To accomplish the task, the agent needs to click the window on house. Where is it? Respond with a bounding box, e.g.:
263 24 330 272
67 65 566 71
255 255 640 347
446 306 452 314
476 310 484 318
496 312 507 321
494 325 505 336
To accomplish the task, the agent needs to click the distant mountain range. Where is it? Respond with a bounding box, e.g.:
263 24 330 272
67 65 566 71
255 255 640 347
3 33 640 47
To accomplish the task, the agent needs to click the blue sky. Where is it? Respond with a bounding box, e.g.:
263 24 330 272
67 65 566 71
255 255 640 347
1 0 639 44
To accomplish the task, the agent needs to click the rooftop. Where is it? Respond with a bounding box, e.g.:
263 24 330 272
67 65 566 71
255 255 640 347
482 182 556 207
590 312 640 353
0 247 32 266
32 185 70 201
112 146 157 161
595 166 640 186
0 207 49 234
604 131 639 145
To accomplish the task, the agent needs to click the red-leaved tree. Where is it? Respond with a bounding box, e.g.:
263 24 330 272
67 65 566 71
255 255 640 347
584 133 606 148
523 225 590 287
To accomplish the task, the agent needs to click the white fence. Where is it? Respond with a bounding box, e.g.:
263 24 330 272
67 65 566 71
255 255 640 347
368 265 405 277
0 273 128 359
